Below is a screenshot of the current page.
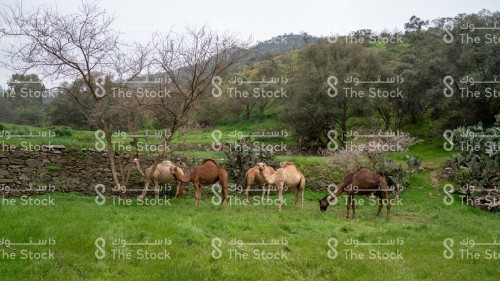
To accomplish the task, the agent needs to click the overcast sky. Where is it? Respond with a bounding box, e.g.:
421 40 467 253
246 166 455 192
1 0 499 86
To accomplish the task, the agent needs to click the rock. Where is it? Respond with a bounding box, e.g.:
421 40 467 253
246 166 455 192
19 175 30 181
10 158 25 165
26 159 42 168
0 179 14 183
0 158 8 165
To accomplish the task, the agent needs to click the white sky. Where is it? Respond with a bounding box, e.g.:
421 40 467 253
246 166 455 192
1 0 499 87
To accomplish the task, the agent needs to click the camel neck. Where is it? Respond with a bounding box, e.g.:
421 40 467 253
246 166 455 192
173 170 191 183
328 177 350 201
259 169 273 183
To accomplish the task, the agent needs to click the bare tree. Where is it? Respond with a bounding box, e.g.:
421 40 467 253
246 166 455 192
299 31 312 45
0 1 150 198
135 26 250 181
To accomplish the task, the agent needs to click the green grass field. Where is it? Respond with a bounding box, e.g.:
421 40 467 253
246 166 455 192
1 177 499 280
1 142 500 280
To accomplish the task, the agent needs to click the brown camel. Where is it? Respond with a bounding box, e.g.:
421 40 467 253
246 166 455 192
170 159 229 207
319 167 391 220
133 158 185 200
244 164 276 204
257 162 305 211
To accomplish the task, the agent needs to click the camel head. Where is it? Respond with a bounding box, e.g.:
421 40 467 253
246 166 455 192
319 196 330 212
169 165 178 175
256 162 267 171
133 158 140 164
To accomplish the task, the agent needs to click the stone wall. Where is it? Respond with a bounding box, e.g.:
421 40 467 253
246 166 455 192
0 146 187 197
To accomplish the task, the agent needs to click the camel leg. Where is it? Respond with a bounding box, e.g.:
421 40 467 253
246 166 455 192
261 184 266 202
293 188 298 207
175 181 184 198
154 180 160 201
376 196 383 218
194 182 201 206
385 192 391 220
277 183 283 212
222 181 229 209
346 195 352 219
301 188 304 209
245 183 252 205
218 169 229 208
138 179 150 200
351 196 356 219
245 174 254 205
267 184 272 201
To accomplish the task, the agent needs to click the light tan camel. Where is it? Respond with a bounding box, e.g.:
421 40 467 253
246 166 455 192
257 162 305 211
170 159 229 207
244 164 276 204
319 167 391 220
133 158 185 200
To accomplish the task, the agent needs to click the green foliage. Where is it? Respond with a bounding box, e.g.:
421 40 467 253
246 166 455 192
448 115 500 189
376 157 410 193
406 155 422 174
50 126 73 137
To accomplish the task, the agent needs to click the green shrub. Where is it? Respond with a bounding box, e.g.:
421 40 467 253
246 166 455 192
376 157 409 194
51 126 73 137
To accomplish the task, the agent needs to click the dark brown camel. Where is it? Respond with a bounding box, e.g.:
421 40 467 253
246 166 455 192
170 159 229 207
319 168 391 220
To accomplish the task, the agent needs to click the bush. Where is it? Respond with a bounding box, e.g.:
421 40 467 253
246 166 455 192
375 157 409 195
51 126 73 137
448 116 500 189
223 138 278 187
445 115 500 212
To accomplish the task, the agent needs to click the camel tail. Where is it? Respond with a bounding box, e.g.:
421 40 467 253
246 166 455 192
300 175 305 190
379 176 390 196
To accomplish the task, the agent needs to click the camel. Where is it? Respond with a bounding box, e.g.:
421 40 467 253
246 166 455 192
257 162 305 211
319 167 391 220
244 164 276 204
170 159 229 207
133 158 185 200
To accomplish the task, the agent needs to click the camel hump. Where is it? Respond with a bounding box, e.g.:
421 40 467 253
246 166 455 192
160 160 174 166
280 162 295 168
202 158 220 167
